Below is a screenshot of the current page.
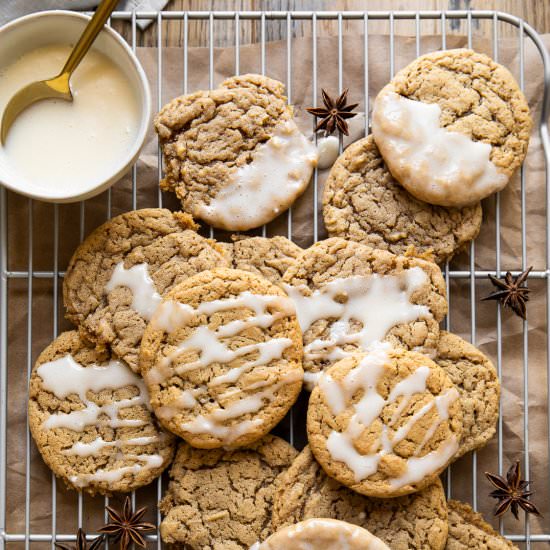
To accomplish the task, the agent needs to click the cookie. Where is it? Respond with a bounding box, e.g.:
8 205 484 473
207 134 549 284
255 518 390 550
307 347 462 497
63 208 229 372
272 446 449 550
446 500 517 549
436 331 499 457
140 268 303 448
322 135 482 264
28 331 176 496
159 435 297 550
372 49 532 207
225 235 303 285
155 73 317 231
281 237 447 389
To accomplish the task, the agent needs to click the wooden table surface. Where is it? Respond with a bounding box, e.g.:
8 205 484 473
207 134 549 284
113 0 550 47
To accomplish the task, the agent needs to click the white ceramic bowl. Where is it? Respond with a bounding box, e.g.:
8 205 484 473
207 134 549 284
0 10 151 203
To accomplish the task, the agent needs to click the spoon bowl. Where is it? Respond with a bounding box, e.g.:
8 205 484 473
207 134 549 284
0 74 72 144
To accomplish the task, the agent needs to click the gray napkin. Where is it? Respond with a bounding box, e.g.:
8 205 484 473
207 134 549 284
0 0 169 29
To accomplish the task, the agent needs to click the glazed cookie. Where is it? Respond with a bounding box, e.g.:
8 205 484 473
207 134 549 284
272 446 449 550
140 268 303 448
446 500 517 549
63 208 229 372
436 331 499 457
155 74 317 231
159 435 297 550
372 49 532 207
307 347 462 497
281 237 447 388
28 331 176 496
225 235 303 285
255 518 390 550
322 135 482 264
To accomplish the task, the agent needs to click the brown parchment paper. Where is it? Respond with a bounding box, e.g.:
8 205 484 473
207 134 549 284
4 31 550 548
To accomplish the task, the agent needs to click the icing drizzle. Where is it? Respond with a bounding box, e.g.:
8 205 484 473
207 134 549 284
146 291 301 444
105 262 162 320
284 267 431 387
37 355 164 487
318 345 459 488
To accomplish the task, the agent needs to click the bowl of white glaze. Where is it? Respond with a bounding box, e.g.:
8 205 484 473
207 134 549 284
0 11 151 203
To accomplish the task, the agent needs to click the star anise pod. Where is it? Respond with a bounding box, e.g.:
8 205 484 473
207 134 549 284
306 89 358 136
482 267 532 320
485 461 542 520
99 496 156 549
54 528 104 550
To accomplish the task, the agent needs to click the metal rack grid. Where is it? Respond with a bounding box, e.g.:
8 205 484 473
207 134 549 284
0 9 549 549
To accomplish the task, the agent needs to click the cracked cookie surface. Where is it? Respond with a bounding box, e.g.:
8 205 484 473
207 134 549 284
436 331 499 457
223 235 303 285
140 268 303 448
307 348 463 497
322 135 482 264
63 208 229 372
446 500 517 549
282 238 447 386
28 331 176 496
272 446 449 550
159 435 297 550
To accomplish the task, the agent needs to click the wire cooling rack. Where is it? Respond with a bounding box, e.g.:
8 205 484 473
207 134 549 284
1 9 549 550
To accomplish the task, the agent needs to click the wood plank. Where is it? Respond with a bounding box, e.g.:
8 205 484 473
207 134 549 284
112 0 549 48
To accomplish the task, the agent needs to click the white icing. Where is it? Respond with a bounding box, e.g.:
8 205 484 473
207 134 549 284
69 453 164 488
146 292 302 444
105 262 162 320
318 347 460 487
316 135 340 170
37 354 142 398
64 435 159 457
257 518 391 550
38 355 150 431
284 268 431 373
387 438 458 489
372 90 508 207
303 371 323 390
197 119 318 231
37 354 163 486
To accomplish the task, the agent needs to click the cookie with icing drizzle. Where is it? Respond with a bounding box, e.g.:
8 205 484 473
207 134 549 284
140 268 303 448
159 435 297 550
322 134 482 264
307 347 463 497
281 237 447 389
372 49 532 207
272 446 449 550
436 331 499 457
63 208 230 372
28 331 176 496
155 74 317 231
223 235 303 286
255 518 390 550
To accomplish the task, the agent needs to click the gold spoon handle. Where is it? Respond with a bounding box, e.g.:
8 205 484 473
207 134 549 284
60 0 120 78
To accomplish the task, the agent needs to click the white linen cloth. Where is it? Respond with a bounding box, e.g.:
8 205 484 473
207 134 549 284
0 0 169 29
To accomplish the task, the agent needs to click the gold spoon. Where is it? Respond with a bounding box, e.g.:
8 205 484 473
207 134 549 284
0 0 119 145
